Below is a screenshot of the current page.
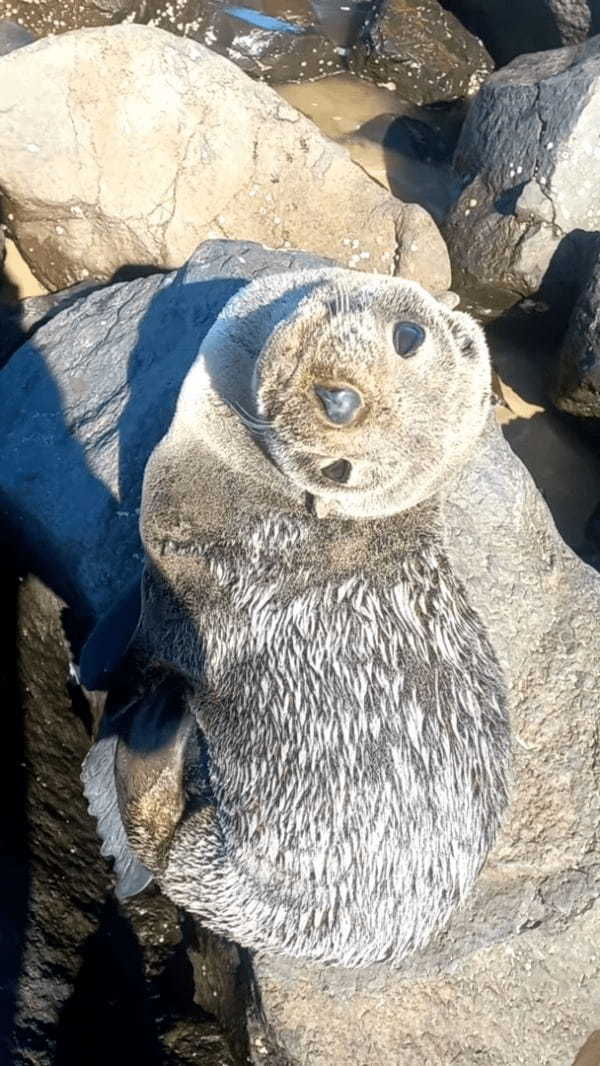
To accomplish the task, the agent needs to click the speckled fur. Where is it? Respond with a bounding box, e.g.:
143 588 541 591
86 267 510 966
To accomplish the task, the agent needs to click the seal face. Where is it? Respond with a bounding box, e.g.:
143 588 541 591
248 274 491 518
82 268 510 967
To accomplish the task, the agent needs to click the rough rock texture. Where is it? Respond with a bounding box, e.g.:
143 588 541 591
360 0 493 103
553 232 600 421
442 0 600 65
0 18 35 55
1 238 600 1064
0 569 235 1065
0 24 449 292
0 281 103 367
445 36 600 307
0 0 141 35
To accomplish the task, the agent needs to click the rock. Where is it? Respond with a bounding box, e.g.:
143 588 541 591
2 0 141 36
0 24 449 293
553 232 600 421
0 19 35 55
445 37 600 308
0 241 341 620
143 0 345 83
357 0 493 104
0 281 103 368
0 569 233 1065
443 0 600 65
1 237 600 1065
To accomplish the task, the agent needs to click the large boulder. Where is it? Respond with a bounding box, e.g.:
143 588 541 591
443 0 600 65
445 36 600 308
1 238 600 1065
0 24 449 293
359 0 492 103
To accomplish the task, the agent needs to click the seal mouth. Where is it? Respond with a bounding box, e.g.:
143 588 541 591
321 459 352 484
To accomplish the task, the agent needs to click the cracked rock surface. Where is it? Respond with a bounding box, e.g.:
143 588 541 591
0 23 450 293
1 239 600 1065
445 36 600 307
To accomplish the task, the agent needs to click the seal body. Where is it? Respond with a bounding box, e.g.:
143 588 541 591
83 266 510 966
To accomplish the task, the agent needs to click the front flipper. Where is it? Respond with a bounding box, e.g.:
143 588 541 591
82 668 205 897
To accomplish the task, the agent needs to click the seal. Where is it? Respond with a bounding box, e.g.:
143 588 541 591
82 267 510 967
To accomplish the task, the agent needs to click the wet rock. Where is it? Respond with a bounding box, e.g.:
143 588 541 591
144 0 344 83
0 24 449 292
0 571 233 1065
445 37 600 307
442 0 600 66
1 237 600 1065
0 19 35 55
342 112 462 223
552 232 600 421
2 0 141 36
358 0 493 104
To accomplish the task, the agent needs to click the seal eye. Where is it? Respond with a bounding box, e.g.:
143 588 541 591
393 321 425 358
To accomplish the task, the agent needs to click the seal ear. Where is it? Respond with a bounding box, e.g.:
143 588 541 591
434 290 460 310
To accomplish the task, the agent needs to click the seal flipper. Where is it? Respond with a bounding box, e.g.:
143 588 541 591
82 734 153 899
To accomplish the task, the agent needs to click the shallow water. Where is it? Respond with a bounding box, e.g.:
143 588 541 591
278 73 463 222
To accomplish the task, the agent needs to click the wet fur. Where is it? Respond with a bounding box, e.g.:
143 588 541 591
83 268 510 966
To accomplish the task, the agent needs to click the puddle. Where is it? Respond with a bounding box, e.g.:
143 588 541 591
277 73 463 223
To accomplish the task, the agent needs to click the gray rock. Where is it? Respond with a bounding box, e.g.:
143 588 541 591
1 237 600 1064
358 0 493 104
0 241 336 619
553 232 600 421
443 0 600 65
0 19 36 55
445 36 600 308
0 281 103 367
0 24 449 293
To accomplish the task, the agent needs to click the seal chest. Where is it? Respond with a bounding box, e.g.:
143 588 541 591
83 266 510 967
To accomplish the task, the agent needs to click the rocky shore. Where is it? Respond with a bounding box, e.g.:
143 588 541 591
2 4 600 1064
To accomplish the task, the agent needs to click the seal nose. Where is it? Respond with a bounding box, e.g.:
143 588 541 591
314 385 362 426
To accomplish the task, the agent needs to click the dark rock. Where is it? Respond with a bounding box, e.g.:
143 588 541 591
0 282 103 368
0 19 36 55
445 37 600 308
0 240 335 620
0 570 233 1065
441 0 600 65
1 0 141 35
144 0 345 83
553 232 600 421
1 237 600 1064
357 0 493 104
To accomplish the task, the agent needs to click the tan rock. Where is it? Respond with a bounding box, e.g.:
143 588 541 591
0 25 450 292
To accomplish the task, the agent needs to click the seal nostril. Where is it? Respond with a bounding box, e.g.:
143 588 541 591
321 459 352 484
314 385 362 425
